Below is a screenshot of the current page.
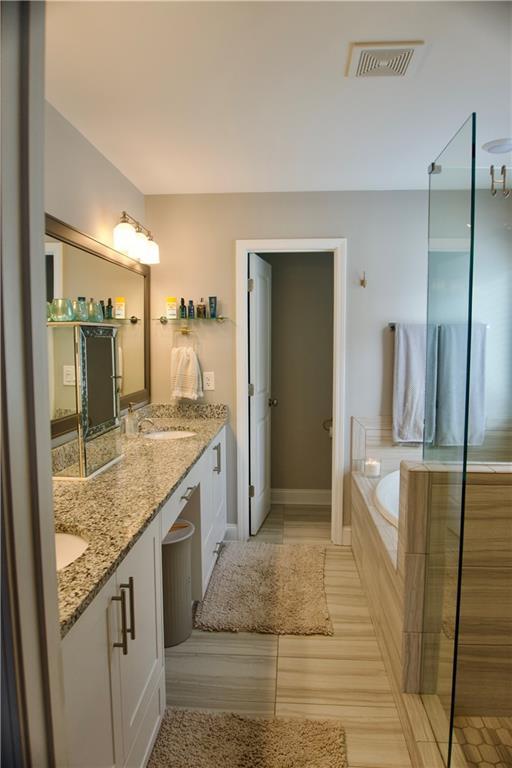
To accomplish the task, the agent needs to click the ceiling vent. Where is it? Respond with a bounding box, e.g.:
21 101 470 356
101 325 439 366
345 41 425 79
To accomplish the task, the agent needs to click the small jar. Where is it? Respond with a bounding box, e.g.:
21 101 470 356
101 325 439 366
87 299 104 323
72 297 88 322
50 298 74 322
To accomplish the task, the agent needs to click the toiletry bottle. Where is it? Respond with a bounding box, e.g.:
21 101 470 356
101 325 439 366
179 298 187 319
125 402 138 437
166 296 178 320
115 297 126 319
106 298 113 319
188 300 195 319
197 298 206 319
209 296 217 319
100 299 106 318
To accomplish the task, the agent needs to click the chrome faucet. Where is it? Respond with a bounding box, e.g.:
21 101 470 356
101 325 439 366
138 417 155 433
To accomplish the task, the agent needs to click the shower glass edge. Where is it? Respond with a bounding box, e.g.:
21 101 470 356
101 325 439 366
420 113 476 768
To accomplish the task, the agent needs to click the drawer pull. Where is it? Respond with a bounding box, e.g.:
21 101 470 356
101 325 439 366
213 443 221 474
120 577 135 640
180 485 197 502
112 589 128 655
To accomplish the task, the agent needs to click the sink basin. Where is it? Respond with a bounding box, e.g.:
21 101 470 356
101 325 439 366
144 430 196 440
55 533 89 571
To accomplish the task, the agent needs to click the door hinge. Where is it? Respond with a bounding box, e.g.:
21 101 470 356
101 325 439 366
249 485 255 498
247 278 254 292
248 383 255 397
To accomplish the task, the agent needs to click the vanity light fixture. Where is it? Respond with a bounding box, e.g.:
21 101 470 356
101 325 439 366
113 211 160 264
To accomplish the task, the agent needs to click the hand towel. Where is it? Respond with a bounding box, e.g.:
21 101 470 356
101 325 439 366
171 347 204 401
436 323 487 446
393 323 438 443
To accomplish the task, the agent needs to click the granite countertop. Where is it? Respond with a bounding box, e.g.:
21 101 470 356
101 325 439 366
54 408 227 638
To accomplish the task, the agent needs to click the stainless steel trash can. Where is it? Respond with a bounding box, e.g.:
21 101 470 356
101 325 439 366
162 520 195 647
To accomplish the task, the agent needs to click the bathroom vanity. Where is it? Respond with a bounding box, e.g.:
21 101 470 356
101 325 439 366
55 409 228 767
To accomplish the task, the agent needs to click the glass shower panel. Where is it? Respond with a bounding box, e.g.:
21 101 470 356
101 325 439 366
421 114 476 766
450 166 512 766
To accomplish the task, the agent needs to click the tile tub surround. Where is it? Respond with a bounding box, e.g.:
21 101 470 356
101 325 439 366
53 411 227 637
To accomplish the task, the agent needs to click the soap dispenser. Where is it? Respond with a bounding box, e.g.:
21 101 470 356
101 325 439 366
125 402 138 437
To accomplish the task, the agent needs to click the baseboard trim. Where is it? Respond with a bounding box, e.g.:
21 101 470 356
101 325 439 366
224 523 239 541
271 488 332 506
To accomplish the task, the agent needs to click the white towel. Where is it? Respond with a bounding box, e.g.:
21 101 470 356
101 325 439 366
436 323 487 446
393 324 438 444
170 347 203 400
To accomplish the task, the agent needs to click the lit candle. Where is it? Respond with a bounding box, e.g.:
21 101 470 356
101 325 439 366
364 458 381 478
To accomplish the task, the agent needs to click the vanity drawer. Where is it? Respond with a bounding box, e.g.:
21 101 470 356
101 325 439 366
161 463 201 538
202 500 227 591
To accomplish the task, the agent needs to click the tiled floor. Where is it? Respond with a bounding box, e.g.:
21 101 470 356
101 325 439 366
454 716 512 768
165 506 413 767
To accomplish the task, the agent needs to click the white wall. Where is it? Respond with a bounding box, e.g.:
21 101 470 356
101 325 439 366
146 191 429 525
45 102 145 246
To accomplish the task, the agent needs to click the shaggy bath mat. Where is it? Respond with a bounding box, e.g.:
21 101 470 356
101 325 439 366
148 709 348 768
194 541 333 635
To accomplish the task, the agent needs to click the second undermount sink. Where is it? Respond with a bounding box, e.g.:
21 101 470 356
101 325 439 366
144 430 196 441
55 533 89 572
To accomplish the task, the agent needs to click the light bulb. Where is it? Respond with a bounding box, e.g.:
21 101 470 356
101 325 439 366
129 228 148 261
140 239 160 265
113 220 135 254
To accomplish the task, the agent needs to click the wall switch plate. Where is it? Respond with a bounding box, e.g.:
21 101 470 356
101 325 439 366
203 371 215 391
63 365 76 386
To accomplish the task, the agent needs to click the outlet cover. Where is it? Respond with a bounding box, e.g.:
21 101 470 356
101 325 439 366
203 371 215 391
63 365 76 386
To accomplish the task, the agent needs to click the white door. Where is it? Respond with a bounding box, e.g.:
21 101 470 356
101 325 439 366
249 252 272 534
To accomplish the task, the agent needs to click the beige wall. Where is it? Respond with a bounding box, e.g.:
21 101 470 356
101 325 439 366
146 191 428 526
261 252 333 491
45 102 145 247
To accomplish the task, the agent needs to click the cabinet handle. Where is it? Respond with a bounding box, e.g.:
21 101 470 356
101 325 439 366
213 443 221 474
120 577 135 641
180 485 197 502
112 589 128 655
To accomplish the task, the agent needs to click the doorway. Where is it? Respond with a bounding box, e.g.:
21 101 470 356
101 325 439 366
235 238 347 545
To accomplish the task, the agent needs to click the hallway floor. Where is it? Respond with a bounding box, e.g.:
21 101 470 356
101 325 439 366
165 506 413 768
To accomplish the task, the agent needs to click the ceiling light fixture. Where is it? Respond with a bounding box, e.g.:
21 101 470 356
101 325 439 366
113 211 160 265
482 138 512 155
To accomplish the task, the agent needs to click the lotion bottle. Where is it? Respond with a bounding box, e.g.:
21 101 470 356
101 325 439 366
125 402 138 437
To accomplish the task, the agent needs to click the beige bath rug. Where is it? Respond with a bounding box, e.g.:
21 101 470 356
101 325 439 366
194 541 333 635
148 709 347 768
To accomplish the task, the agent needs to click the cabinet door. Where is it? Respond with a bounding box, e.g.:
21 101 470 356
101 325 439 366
115 517 164 766
202 428 227 591
211 427 226 524
62 574 118 768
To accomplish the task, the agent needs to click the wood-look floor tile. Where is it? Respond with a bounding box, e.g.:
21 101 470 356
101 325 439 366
278 634 382 661
166 652 277 714
275 701 412 767
276 655 394 707
165 630 278 657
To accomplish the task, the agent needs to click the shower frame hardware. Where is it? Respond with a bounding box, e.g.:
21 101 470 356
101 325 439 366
490 164 510 197
359 271 367 288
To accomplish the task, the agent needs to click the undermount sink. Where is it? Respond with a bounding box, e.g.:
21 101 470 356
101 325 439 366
55 533 89 571
144 430 196 441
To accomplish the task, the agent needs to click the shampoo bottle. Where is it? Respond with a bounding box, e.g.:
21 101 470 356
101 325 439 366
166 297 177 320
179 298 187 319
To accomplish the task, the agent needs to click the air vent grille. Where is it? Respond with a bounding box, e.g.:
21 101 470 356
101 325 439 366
357 48 414 77
346 40 425 79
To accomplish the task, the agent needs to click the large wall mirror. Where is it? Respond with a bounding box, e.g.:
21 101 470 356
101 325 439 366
46 215 150 438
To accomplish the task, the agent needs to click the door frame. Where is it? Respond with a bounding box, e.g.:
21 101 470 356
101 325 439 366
235 238 347 544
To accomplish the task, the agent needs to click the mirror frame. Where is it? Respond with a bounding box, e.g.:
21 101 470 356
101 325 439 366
46 214 151 438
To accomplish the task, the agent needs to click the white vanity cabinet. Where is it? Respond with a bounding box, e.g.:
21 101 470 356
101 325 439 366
62 517 164 768
61 427 227 767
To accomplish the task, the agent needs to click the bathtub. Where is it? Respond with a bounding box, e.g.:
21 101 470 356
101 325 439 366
373 470 400 527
